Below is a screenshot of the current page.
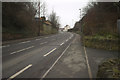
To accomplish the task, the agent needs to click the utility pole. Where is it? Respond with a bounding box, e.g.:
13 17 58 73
38 0 41 36
117 1 120 36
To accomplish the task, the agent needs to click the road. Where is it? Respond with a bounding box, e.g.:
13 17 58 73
2 32 74 79
1 32 118 79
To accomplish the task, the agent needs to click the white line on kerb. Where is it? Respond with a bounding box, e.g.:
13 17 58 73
41 42 71 79
44 48 56 57
7 64 32 80
84 46 92 79
10 46 34 54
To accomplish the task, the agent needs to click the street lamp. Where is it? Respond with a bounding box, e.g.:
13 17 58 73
79 9 84 36
79 9 82 19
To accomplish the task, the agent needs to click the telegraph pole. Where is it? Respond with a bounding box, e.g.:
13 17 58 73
38 0 41 36
117 1 120 36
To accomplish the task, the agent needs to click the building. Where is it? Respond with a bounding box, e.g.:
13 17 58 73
63 25 70 32
59 28 64 32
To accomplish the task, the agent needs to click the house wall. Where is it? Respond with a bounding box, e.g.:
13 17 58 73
42 24 52 34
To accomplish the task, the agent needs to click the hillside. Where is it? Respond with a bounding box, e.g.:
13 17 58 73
2 2 58 41
72 2 120 51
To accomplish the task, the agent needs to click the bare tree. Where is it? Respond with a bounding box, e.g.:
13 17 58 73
34 0 47 17
48 10 60 28
41 2 47 17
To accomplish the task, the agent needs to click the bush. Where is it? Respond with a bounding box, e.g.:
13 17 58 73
97 58 120 78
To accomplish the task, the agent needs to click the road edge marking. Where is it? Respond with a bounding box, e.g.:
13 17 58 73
8 64 32 80
44 48 56 57
84 46 92 79
41 41 72 79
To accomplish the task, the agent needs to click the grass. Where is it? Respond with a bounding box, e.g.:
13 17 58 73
71 30 120 51
97 58 120 78
83 34 120 51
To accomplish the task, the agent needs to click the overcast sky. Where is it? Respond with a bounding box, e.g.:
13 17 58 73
2 0 119 28
44 0 90 28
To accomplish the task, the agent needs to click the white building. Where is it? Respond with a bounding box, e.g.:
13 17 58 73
63 25 70 32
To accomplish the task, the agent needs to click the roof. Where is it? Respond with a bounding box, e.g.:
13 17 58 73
44 21 52 25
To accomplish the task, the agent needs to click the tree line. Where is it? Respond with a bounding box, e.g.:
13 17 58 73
2 2 60 41
74 2 120 37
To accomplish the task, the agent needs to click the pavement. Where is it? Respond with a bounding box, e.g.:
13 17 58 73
46 34 89 78
1 32 119 79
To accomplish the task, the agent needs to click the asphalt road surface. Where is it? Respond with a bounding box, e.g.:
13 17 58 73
2 32 74 79
1 32 118 79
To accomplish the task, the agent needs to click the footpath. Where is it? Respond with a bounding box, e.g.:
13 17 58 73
45 33 118 78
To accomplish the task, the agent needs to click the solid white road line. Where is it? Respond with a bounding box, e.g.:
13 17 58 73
84 46 92 79
40 42 47 45
60 42 64 46
41 41 72 79
7 64 32 80
10 46 34 54
44 48 56 57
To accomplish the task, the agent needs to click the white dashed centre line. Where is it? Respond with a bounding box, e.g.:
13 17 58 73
40 42 47 45
8 64 32 80
45 37 48 38
44 48 56 57
10 46 34 54
1 45 10 48
36 39 41 41
41 41 72 79
52 39 55 41
60 42 64 46
19 41 31 44
66 39 69 42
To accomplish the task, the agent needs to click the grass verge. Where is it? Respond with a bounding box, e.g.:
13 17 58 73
82 34 120 51
97 58 120 78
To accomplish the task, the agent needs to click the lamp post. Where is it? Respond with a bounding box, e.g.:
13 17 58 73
79 9 83 34
38 0 41 36
79 9 82 19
